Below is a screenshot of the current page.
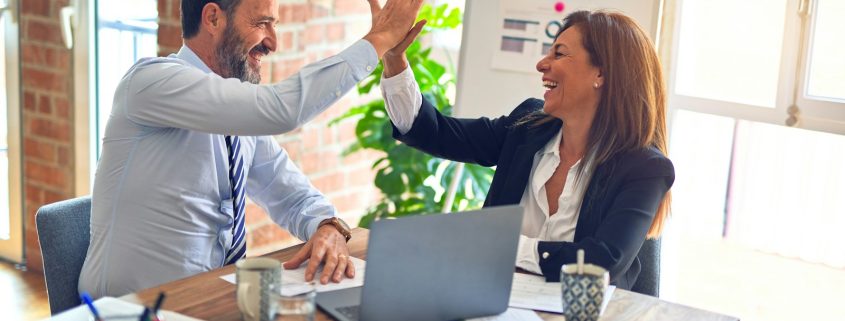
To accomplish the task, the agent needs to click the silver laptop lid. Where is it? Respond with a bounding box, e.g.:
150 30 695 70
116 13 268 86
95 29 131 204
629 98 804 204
360 205 524 321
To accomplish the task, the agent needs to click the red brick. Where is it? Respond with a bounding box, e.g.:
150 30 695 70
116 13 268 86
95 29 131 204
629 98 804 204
25 19 64 44
22 68 67 93
330 193 365 213
247 222 295 250
347 166 376 187
310 3 330 19
245 203 272 226
25 231 44 272
21 0 50 16
54 97 70 118
21 43 48 66
260 60 272 84
312 172 345 193
334 0 371 15
291 4 310 23
326 22 345 42
171 0 183 21
27 117 71 142
158 23 183 54
24 161 68 189
24 138 57 163
300 150 340 174
37 95 51 114
280 141 303 162
57 146 70 167
25 184 44 204
47 47 71 71
23 91 36 112
302 126 321 148
43 190 68 205
303 24 325 45
278 31 295 52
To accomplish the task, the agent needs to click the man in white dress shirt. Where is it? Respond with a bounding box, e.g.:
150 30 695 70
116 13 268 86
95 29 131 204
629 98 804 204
79 0 423 297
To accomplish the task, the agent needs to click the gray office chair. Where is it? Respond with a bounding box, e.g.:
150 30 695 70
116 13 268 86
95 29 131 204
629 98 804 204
35 196 92 315
631 238 661 297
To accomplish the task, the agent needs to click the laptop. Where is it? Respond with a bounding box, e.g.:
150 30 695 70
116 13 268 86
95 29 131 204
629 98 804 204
316 205 524 321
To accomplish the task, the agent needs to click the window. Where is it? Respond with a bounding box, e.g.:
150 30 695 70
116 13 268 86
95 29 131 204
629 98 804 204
0 0 22 262
71 0 158 193
95 1 158 159
662 0 845 319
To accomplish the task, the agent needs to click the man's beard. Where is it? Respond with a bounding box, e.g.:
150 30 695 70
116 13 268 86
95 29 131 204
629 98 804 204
214 24 269 84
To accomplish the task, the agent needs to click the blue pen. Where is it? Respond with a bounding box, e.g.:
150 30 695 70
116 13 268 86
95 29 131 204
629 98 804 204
80 292 103 321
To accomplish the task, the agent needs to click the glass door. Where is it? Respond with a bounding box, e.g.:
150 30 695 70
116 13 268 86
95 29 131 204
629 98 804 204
0 0 23 263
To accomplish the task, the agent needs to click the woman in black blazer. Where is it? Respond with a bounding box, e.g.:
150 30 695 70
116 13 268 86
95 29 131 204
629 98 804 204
379 10 674 290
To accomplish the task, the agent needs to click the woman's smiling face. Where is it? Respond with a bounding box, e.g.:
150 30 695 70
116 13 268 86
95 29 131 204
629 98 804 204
535 25 603 119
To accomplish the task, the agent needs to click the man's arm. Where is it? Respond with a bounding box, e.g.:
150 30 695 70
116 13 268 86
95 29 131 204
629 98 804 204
245 136 354 284
125 40 377 136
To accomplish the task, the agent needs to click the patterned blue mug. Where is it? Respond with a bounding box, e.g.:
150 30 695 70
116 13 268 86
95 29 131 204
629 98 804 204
560 263 609 321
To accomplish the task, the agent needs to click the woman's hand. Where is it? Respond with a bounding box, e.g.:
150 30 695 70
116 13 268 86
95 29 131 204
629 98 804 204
382 20 427 78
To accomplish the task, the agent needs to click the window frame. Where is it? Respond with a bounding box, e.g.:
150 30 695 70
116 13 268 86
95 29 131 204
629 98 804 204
664 0 845 135
0 0 23 263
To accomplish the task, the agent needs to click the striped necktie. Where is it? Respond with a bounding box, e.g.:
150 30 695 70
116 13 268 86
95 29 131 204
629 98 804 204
224 135 247 265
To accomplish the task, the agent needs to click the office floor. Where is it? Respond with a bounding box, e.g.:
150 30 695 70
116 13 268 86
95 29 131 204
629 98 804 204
0 261 50 320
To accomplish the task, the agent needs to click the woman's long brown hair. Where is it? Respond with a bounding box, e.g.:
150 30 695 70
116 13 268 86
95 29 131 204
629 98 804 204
523 10 671 238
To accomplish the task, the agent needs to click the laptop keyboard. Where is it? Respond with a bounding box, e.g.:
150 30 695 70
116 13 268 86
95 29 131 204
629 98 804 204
336 305 360 321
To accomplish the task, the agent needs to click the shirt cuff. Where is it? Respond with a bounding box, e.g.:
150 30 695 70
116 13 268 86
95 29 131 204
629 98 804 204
338 39 380 82
516 234 543 274
381 66 422 134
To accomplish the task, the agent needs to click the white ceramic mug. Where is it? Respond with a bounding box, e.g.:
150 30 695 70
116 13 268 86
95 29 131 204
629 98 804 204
236 257 281 321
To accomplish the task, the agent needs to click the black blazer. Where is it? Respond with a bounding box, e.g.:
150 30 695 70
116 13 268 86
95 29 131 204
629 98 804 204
393 97 675 290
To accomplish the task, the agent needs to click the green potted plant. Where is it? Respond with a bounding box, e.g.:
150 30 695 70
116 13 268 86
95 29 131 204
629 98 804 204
330 3 494 227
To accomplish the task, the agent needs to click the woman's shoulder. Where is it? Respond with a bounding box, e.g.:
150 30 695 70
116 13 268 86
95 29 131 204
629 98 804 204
610 147 675 179
508 98 545 118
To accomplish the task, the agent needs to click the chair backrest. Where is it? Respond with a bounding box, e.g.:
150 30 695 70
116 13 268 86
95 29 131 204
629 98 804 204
631 238 661 297
35 196 92 315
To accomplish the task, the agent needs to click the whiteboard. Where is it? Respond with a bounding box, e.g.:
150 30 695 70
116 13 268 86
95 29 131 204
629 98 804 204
454 0 662 118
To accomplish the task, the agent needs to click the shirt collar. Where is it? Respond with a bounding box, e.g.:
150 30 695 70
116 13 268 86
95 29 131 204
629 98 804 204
173 45 214 74
541 129 563 156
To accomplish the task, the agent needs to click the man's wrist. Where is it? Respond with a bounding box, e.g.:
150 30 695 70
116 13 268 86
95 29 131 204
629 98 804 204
318 217 352 242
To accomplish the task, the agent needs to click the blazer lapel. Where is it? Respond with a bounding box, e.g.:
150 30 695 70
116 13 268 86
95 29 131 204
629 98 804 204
493 122 562 206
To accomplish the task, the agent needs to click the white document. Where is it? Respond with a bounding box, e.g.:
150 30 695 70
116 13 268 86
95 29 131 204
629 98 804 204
466 307 543 321
44 296 203 321
508 273 615 314
220 256 367 296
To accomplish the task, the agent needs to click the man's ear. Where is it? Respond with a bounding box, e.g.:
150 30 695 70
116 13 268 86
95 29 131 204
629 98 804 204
201 2 227 37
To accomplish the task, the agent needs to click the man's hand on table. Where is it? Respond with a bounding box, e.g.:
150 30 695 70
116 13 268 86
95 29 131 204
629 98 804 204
283 225 355 284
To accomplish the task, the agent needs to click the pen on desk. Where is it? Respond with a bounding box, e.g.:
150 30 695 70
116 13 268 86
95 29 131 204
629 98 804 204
80 292 103 321
139 307 151 321
151 292 166 320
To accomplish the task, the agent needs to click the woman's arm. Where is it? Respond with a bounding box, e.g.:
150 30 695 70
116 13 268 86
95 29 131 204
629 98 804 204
535 156 674 283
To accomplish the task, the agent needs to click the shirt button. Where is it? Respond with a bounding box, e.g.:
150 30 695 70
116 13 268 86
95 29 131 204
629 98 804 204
366 65 373 72
542 252 550 259
335 90 341 97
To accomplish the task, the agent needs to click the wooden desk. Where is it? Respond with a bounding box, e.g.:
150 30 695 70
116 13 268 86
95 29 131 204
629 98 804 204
122 228 737 321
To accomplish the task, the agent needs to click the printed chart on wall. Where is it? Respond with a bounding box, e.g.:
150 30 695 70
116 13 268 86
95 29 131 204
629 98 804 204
492 0 568 73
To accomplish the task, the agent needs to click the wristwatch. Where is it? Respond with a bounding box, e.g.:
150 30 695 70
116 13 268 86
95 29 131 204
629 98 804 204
318 217 352 242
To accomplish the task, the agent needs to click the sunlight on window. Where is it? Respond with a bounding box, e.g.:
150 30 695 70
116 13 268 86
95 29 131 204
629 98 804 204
674 0 787 107
95 0 158 159
806 0 845 102
1 9 9 240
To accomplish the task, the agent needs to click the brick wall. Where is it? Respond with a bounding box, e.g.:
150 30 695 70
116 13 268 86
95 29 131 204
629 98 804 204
21 0 75 271
158 0 383 256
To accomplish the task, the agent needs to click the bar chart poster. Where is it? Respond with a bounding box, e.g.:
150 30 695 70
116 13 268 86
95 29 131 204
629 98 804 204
491 0 567 73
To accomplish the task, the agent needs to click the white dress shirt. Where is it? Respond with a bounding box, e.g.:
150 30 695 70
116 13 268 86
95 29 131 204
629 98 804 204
79 40 377 298
381 67 591 274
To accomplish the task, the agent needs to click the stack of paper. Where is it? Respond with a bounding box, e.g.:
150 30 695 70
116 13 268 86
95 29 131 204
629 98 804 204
509 273 615 315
